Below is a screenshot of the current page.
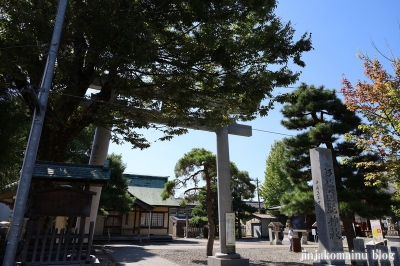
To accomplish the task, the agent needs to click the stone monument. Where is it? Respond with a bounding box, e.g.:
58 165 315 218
310 148 347 266
386 217 400 247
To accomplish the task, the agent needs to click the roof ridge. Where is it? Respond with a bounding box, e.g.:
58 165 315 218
35 160 104 169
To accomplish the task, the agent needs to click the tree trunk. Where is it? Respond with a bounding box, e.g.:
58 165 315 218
207 218 215 256
205 175 215 257
342 213 356 265
237 211 242 239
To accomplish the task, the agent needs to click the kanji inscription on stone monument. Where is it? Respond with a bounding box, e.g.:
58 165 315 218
310 148 346 266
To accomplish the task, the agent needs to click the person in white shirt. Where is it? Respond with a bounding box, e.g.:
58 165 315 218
288 226 295 251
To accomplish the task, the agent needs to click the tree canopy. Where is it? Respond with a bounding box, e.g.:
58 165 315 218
0 0 312 162
277 83 394 251
230 166 257 238
260 140 293 210
0 92 30 192
162 148 256 254
98 154 135 216
162 148 217 256
341 54 400 186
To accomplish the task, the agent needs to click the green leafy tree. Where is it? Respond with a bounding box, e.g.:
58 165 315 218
278 83 394 251
341 54 400 185
98 154 135 216
231 168 257 238
162 148 217 256
190 172 257 240
0 0 312 162
260 140 293 212
190 183 218 229
0 93 29 192
162 149 256 254
63 125 95 164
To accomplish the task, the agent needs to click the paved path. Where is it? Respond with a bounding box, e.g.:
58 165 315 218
105 245 180 266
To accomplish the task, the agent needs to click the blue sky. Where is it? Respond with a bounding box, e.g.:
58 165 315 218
109 1 400 198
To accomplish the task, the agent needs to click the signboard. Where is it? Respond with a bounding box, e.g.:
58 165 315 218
370 220 384 243
226 212 235 246
312 229 317 236
32 187 96 217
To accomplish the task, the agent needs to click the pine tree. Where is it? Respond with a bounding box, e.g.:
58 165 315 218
278 83 394 251
162 148 256 254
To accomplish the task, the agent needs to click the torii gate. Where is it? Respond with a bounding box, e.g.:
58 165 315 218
89 122 251 265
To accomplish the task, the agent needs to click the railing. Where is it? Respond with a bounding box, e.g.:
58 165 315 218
185 225 246 238
19 221 95 265
352 238 400 266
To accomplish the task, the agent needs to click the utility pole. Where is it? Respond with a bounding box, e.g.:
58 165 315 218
3 1 68 265
255 178 261 213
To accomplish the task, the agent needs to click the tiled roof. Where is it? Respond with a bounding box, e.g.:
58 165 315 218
171 216 192 221
124 174 168 188
245 201 265 209
253 213 276 219
33 161 111 182
127 186 180 207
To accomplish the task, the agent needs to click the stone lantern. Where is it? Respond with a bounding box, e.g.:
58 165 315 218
386 217 400 247
268 222 283 245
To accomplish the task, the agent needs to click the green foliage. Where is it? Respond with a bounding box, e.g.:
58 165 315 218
0 94 30 192
231 168 257 224
278 83 394 219
280 188 314 215
63 125 95 164
163 148 257 252
190 184 218 227
342 54 400 185
163 148 217 256
161 180 176 201
98 154 135 216
260 140 293 209
173 148 217 191
277 83 395 252
390 183 400 218
0 0 312 162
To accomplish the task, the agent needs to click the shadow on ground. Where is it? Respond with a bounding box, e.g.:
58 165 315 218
104 246 158 263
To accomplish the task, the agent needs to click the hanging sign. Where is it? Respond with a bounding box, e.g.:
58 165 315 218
226 212 236 246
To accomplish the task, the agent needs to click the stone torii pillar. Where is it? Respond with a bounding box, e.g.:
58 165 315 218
208 125 251 266
83 90 117 232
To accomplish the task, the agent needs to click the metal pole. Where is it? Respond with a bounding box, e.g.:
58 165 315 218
3 1 68 265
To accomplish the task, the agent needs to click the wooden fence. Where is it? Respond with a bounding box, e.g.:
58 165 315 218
19 221 95 265
186 225 246 238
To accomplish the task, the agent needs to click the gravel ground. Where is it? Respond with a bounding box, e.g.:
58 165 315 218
142 247 353 266
95 239 356 266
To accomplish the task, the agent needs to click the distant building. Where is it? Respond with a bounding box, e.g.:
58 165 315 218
94 173 180 241
245 213 277 238
245 200 265 213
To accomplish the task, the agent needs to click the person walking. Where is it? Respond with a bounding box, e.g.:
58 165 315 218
288 226 295 252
